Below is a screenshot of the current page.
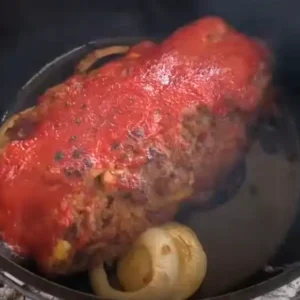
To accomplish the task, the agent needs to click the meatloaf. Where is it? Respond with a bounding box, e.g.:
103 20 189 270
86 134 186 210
0 16 271 275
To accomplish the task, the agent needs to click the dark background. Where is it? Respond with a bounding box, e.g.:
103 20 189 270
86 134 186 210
0 0 300 106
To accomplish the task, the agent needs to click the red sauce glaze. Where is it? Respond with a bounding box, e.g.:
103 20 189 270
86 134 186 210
0 17 270 267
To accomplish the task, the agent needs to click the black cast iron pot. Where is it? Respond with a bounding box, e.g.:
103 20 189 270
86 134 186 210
2 1 300 299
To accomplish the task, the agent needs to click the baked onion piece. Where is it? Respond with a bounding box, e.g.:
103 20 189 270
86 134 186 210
89 227 179 300
116 222 207 300
162 222 207 300
76 45 130 73
89 223 207 300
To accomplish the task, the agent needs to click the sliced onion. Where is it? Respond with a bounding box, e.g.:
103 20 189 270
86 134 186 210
89 227 179 300
162 222 207 300
76 46 130 73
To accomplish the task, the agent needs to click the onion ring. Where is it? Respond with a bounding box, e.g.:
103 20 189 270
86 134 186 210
76 46 130 73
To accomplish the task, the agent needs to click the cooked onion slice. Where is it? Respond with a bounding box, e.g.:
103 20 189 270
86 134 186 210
89 227 179 300
162 222 207 300
76 46 130 73
117 222 206 300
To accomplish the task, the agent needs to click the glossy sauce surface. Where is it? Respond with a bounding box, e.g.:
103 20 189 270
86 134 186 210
0 17 269 265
